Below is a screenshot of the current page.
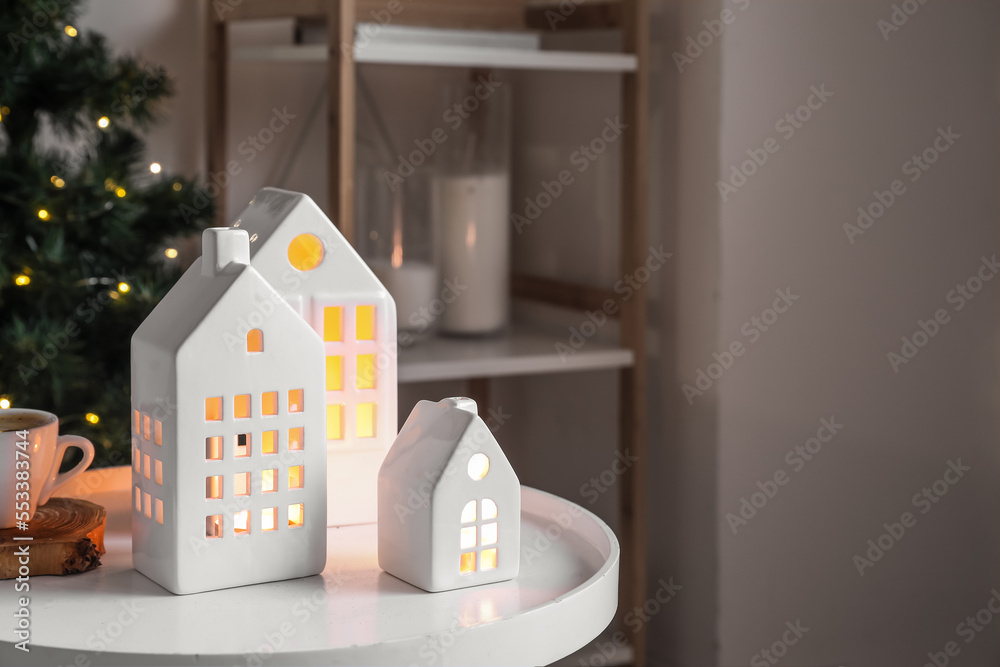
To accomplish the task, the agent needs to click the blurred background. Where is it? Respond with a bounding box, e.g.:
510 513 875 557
2 1 998 665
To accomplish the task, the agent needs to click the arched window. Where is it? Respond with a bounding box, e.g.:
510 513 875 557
247 329 263 353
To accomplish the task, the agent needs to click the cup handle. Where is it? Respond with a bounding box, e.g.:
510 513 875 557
39 435 95 506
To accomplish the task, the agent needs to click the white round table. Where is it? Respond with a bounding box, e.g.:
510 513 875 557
0 467 619 666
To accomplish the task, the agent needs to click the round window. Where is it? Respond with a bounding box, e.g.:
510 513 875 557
287 233 324 271
467 453 490 481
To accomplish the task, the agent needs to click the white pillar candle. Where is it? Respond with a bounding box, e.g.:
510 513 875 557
369 259 439 333
433 172 510 334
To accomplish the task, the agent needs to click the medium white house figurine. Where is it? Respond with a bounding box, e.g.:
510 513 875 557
233 188 397 526
378 397 520 592
131 228 326 595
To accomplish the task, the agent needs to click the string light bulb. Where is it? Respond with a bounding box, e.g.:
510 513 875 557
164 248 178 259
85 412 100 424
14 274 30 286
171 181 182 192
64 25 77 37
50 175 65 188
149 162 161 174
115 187 126 198
37 209 49 220
0 398 10 410
97 116 110 129
117 281 131 294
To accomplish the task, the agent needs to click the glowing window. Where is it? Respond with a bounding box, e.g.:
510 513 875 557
134 486 141 511
357 354 376 390
461 526 477 550
234 509 250 535
235 433 251 458
155 498 163 524
468 453 489 480
206 475 222 499
133 410 140 434
234 472 250 496
288 465 304 489
288 503 304 528
356 306 375 340
262 469 277 493
461 500 476 524
288 389 304 413
460 551 476 575
262 507 277 532
326 356 342 391
206 436 223 460
206 515 222 538
481 522 497 546
205 397 222 421
481 548 497 571
142 414 151 441
482 498 497 520
262 391 278 416
288 233 324 271
327 405 344 440
289 427 304 450
262 430 278 455
324 306 342 342
247 329 263 353
357 403 376 438
143 454 150 479
143 492 151 518
154 459 162 485
154 420 162 445
235 394 251 419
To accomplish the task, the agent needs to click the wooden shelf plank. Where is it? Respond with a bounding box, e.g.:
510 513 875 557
232 43 637 72
398 323 633 384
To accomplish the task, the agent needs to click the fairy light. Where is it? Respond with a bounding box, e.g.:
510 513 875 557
115 187 126 198
117 281 131 294
14 274 30 286
149 162 161 174
64 25 77 37
50 175 65 188
85 412 100 424
164 248 178 259
97 116 110 129
0 398 10 410
37 209 49 220
171 182 182 192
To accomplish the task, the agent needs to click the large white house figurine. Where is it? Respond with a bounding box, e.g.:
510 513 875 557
131 227 327 594
233 188 397 526
378 397 520 592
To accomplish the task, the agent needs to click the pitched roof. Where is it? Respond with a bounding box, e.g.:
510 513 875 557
233 188 387 297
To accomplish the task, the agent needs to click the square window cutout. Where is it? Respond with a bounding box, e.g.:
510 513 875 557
206 436 223 460
288 465 303 489
288 427 304 451
262 469 277 493
206 475 222 499
262 430 278 455
206 514 222 538
234 510 250 535
481 548 497 571
262 391 278 416
460 551 476 575
262 507 277 531
288 389 304 413
288 503 304 527
205 397 222 421
234 472 250 497
235 394 251 419
235 433 250 458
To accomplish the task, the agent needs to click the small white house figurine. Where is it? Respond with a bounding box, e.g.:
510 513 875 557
131 228 326 595
233 188 397 526
378 397 520 592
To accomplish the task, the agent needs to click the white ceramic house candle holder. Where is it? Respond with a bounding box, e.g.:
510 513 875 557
233 188 398 526
378 397 520 592
130 228 327 595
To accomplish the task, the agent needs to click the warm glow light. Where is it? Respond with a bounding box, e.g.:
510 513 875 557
262 507 277 531
468 453 490 481
164 248 178 259
85 412 100 424
287 233 324 271
50 175 65 188
327 404 343 440
37 209 49 220
64 25 77 36
461 526 477 550
115 187 126 198
14 274 30 286
0 398 10 410
117 281 130 293
97 116 110 128
172 181 182 191
288 465 303 489
482 498 497 520
234 510 250 534
461 500 477 524
149 162 161 174
481 522 497 546
356 305 375 340
262 469 276 493
357 403 376 438
481 548 497 571
460 551 476 575
288 503 304 527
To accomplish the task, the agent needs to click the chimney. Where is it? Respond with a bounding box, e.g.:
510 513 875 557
201 228 250 277
442 397 478 415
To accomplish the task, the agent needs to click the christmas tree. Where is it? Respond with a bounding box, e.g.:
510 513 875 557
0 0 213 467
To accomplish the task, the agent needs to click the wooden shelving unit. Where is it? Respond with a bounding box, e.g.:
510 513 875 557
207 2 649 664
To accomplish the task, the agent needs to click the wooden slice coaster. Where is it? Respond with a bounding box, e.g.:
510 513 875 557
0 498 107 578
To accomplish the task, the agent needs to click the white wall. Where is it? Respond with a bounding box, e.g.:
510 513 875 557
714 1 999 665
